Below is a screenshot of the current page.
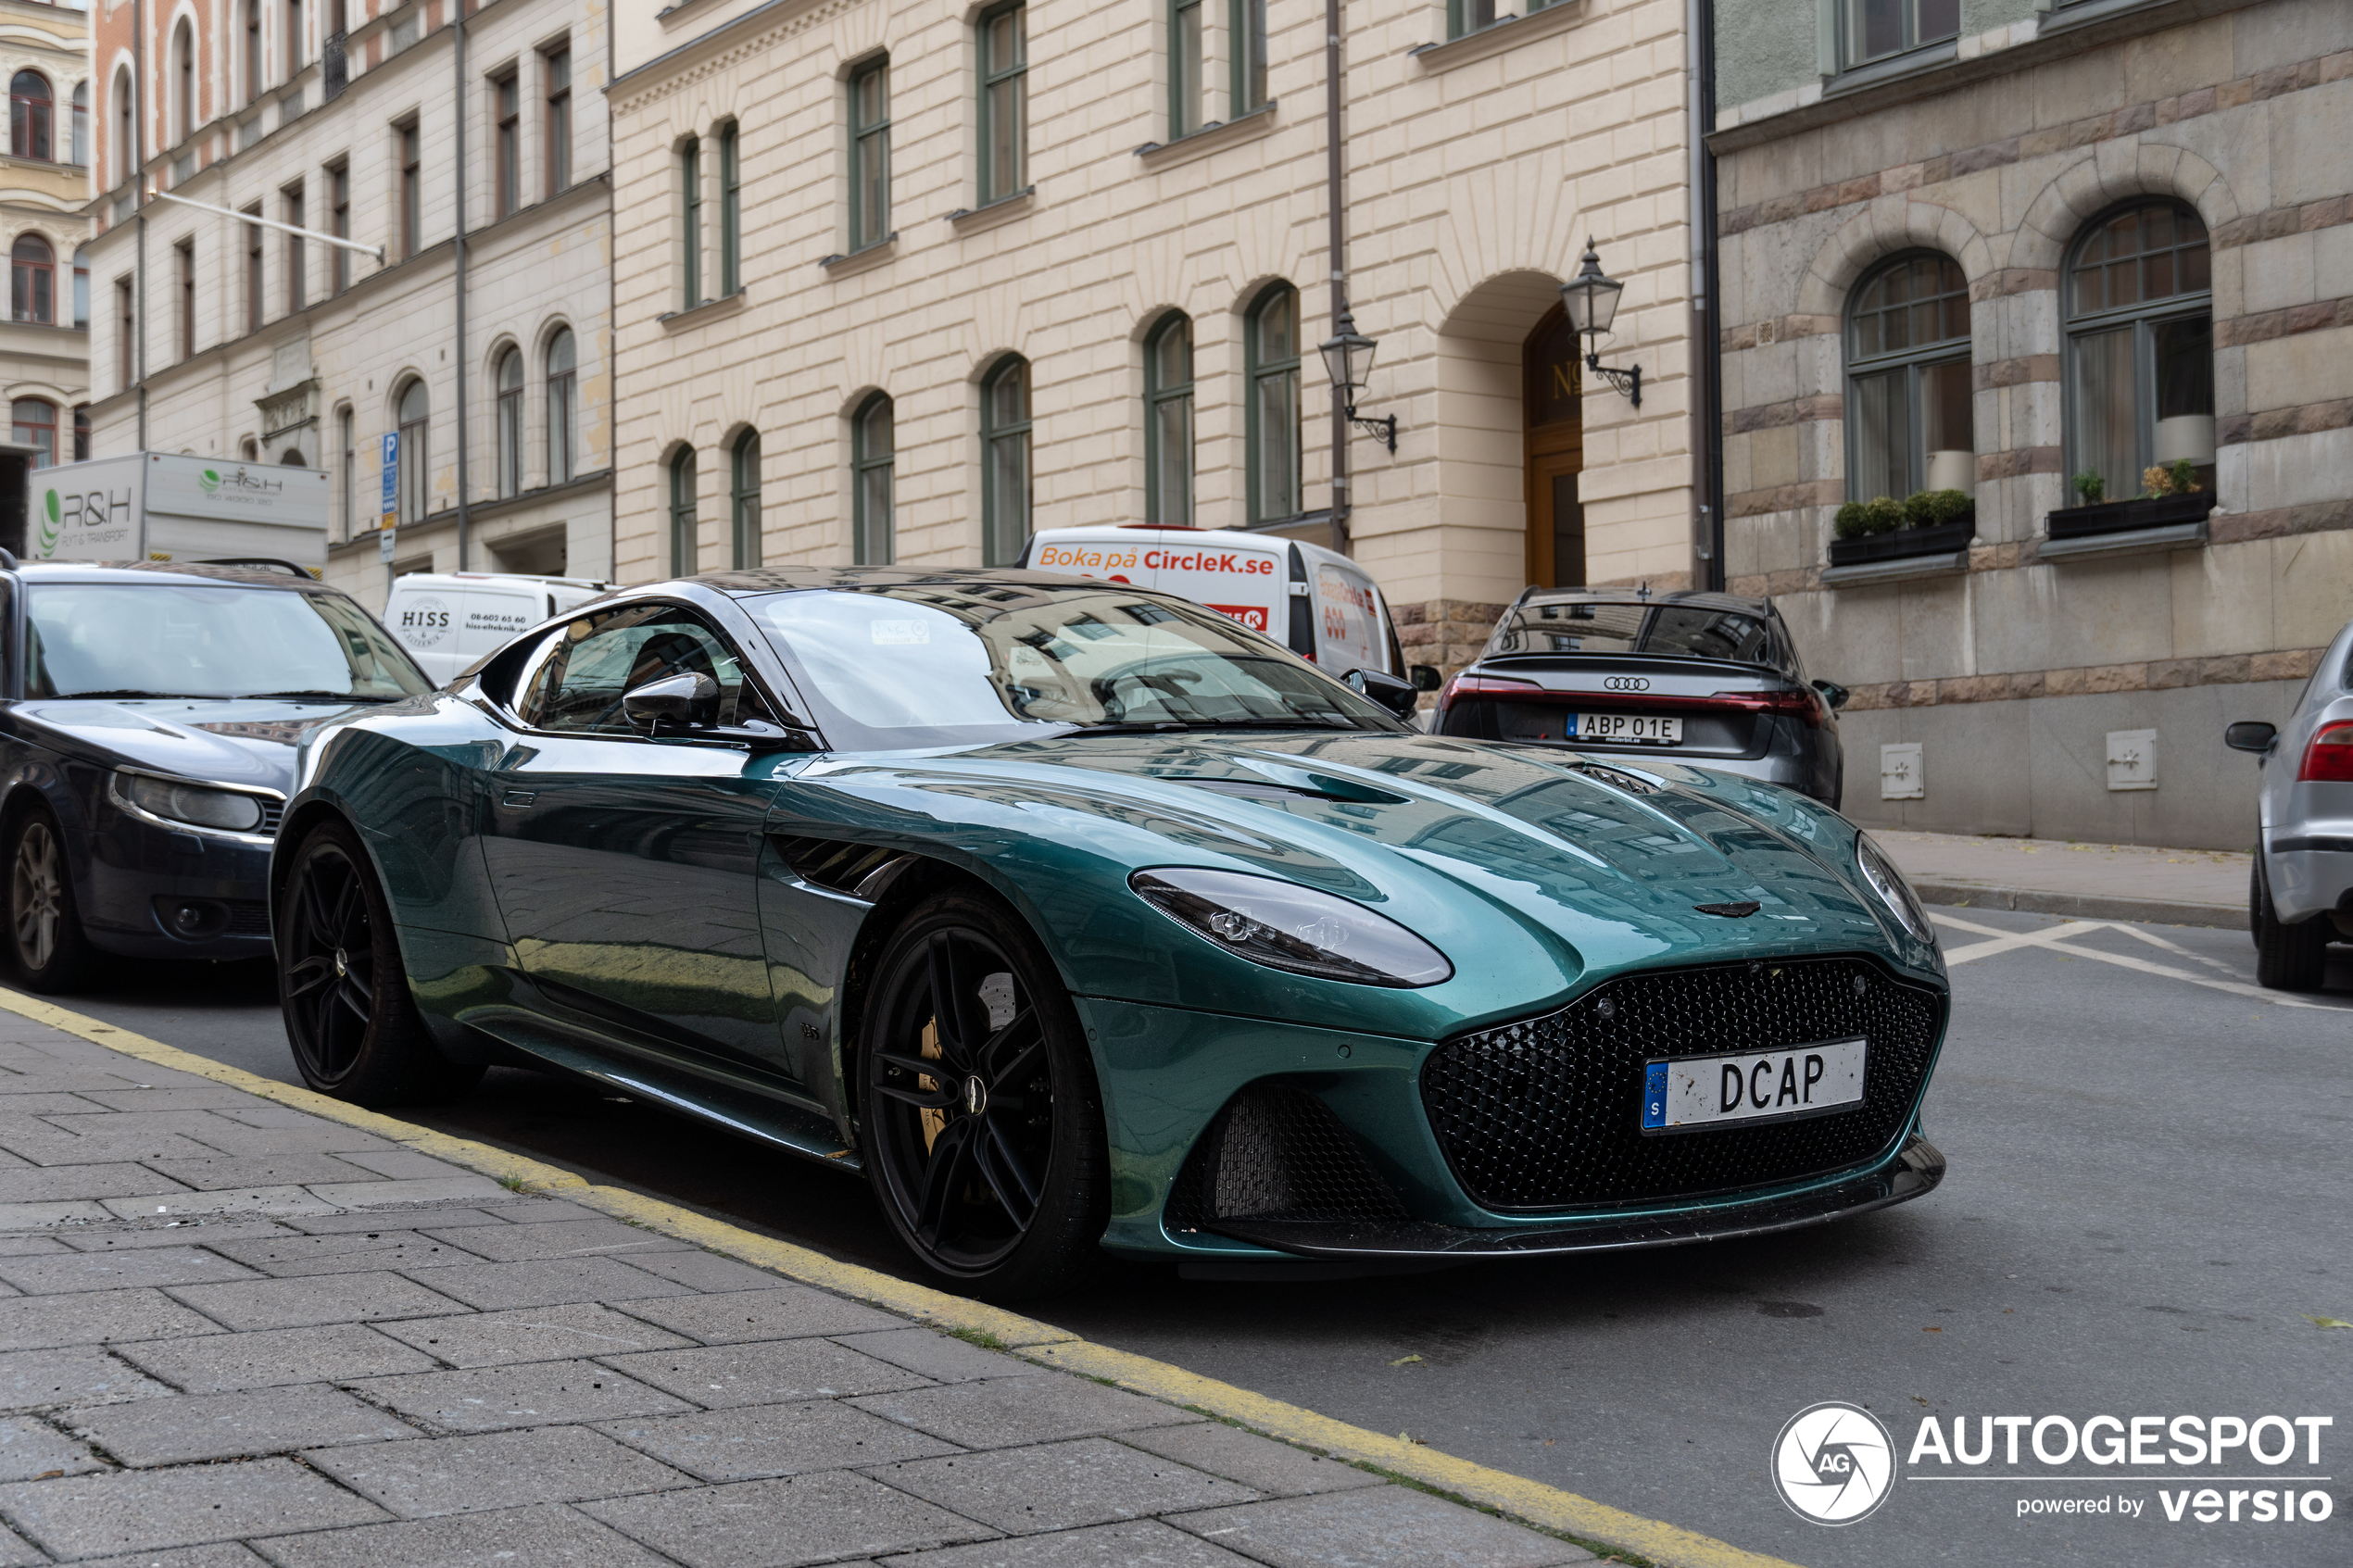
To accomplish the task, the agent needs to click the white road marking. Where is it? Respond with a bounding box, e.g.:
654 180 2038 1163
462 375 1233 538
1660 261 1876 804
1930 911 2334 1010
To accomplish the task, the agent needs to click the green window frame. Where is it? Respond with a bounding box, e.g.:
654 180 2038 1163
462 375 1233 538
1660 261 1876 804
717 122 740 296
668 445 698 575
1841 0 1959 70
981 356 1032 565
1144 312 1192 526
849 57 890 250
975 1 1026 206
852 393 894 565
1170 0 1204 140
1232 0 1267 115
1449 0 1565 40
2062 202 2214 507
730 430 761 570
1244 282 1301 524
679 135 702 308
1843 252 1972 504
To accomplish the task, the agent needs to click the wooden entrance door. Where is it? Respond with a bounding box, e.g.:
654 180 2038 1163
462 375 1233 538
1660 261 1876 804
1524 305 1585 587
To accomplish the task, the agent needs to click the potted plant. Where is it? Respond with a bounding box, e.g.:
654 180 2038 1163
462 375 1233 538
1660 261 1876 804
2046 458 2216 541
1827 488 1977 567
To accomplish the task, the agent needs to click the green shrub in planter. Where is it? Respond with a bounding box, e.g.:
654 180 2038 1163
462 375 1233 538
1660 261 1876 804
1902 488 1974 528
1833 501 1871 539
1861 495 1906 534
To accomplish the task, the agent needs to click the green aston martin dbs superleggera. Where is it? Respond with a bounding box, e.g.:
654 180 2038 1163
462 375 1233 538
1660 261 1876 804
274 567 1949 1298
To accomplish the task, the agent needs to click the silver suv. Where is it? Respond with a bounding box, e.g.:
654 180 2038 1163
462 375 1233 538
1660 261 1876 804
2225 619 2353 990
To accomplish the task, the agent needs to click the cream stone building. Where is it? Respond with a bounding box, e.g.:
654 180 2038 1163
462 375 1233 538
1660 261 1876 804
610 0 1710 671
1711 0 2350 847
0 0 91 511
84 0 613 603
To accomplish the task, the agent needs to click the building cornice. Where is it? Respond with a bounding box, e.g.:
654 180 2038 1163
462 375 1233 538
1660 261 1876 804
609 0 856 113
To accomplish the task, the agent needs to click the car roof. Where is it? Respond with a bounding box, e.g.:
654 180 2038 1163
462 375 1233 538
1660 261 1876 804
7 559 347 595
684 564 1169 597
1513 587 1776 618
390 571 610 591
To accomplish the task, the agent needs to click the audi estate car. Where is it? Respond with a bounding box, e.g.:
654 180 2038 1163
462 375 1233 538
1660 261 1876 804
1426 589 1850 807
274 567 1948 1298
0 556 430 990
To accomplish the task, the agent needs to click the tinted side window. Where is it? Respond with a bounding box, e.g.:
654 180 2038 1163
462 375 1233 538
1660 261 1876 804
516 606 774 734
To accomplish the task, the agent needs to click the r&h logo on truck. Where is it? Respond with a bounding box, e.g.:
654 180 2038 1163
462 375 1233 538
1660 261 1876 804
36 484 136 559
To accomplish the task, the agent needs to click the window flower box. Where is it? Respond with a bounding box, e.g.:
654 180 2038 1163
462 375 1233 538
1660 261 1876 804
1826 519 1974 567
2046 491 2216 542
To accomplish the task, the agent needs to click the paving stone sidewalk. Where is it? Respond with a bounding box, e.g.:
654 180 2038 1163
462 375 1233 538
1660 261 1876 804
0 1013 1592 1568
1881 829 2250 928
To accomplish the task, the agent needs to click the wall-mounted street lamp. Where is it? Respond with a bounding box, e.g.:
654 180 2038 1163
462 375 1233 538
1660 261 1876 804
145 182 388 266
1318 308 1397 454
1561 238 1641 408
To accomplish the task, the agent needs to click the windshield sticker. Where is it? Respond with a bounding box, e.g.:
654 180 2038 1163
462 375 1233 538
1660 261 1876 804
871 620 932 645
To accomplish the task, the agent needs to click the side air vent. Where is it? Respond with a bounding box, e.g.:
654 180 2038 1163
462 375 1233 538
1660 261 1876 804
774 836 905 897
1165 1080 1408 1233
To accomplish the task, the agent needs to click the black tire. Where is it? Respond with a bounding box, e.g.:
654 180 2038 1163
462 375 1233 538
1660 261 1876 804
2251 853 2330 993
6 806 94 993
276 821 484 1105
860 888 1107 1301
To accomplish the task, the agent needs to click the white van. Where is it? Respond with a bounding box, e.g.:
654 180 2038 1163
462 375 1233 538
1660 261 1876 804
383 571 610 685
1019 525 1405 679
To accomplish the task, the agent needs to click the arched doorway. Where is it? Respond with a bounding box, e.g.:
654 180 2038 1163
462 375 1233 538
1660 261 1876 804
1523 304 1584 587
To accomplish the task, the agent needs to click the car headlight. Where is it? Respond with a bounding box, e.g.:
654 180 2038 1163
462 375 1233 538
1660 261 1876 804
1129 867 1453 987
1855 834 1932 944
114 772 267 834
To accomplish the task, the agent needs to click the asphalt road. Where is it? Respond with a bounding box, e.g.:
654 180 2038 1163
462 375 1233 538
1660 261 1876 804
47 910 2353 1568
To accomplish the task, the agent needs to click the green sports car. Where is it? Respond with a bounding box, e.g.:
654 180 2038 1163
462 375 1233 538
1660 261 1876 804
274 568 1949 1298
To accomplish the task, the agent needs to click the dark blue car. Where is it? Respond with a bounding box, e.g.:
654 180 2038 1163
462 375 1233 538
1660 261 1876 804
0 557 430 989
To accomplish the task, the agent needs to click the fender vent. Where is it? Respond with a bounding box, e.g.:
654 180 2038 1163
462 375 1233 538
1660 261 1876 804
1166 1081 1407 1232
774 836 901 896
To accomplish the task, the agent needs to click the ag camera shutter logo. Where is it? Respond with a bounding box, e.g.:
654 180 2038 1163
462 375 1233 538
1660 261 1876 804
1772 1401 1896 1524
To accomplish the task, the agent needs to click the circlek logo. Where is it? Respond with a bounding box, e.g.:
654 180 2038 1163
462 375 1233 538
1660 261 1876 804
1772 1401 1896 1524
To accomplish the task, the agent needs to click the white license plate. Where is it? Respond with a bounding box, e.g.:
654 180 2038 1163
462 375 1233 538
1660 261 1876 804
1642 1038 1867 1133
1573 713 1682 745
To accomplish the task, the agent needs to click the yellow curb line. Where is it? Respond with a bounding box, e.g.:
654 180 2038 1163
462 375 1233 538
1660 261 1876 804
0 985 1806 1568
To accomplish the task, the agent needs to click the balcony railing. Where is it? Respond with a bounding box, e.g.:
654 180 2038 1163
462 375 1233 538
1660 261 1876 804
322 31 347 100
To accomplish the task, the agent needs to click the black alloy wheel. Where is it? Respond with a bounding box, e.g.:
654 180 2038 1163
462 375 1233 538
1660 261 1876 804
2251 852 2331 993
6 808 93 992
862 889 1106 1299
277 821 484 1104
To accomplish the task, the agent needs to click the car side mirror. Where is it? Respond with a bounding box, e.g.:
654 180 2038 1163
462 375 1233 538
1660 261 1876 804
2223 721 2277 755
1410 664 1443 692
1810 679 1850 711
1347 667 1422 721
623 671 720 734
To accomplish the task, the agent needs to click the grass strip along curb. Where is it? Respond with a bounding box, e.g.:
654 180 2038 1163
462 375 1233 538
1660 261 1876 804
0 985 1806 1568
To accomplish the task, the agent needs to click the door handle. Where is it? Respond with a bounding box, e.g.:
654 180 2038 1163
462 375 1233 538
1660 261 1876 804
501 789 537 808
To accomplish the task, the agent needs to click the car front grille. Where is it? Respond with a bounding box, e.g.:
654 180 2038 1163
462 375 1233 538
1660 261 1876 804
1422 955 1944 1211
224 899 272 936
1165 1080 1407 1232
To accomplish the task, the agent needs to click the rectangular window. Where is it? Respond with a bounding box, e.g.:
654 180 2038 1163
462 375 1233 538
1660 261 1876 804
283 183 305 312
1233 0 1267 112
396 119 420 259
680 137 702 307
286 0 304 73
849 59 889 250
245 0 263 106
1171 0 1203 140
339 406 355 542
719 123 740 295
326 160 350 292
493 70 520 218
244 206 264 333
115 276 133 387
175 240 194 360
543 46 572 195
976 2 1026 205
1843 0 1958 69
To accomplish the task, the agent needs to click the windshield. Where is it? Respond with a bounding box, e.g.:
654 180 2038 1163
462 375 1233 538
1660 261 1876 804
1485 600 1780 667
747 583 1400 750
25 583 432 701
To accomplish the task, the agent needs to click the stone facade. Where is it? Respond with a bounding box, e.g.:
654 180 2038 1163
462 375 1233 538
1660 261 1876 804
0 0 91 476
83 0 613 606
608 0 1706 662
1710 0 2351 848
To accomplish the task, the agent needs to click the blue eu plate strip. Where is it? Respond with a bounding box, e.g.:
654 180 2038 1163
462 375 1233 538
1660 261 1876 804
1642 1061 1667 1130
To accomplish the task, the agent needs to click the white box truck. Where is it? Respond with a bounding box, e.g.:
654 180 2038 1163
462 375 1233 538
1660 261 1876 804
21 452 328 571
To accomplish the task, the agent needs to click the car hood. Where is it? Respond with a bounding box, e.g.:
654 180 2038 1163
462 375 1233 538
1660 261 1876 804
781 729 1932 1034
12 697 378 795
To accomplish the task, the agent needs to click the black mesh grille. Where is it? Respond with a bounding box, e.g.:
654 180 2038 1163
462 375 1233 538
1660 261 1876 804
224 900 271 936
1422 956 1943 1211
1167 1081 1408 1232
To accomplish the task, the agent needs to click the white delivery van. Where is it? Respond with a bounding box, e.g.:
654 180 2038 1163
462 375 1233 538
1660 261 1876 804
383 571 610 685
1020 525 1405 679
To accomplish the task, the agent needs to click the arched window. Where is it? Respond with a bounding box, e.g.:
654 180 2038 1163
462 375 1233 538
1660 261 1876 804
72 406 90 463
174 20 195 144
1145 312 1192 526
241 438 259 461
114 69 132 186
494 347 523 498
11 235 55 325
11 73 52 162
851 393 893 565
975 2 1026 205
730 430 761 569
396 378 429 524
71 245 88 330
1845 252 1972 502
2065 202 2213 503
1245 282 1301 522
545 328 576 483
717 122 740 297
11 400 56 468
849 58 889 250
981 357 1031 565
69 82 87 167
337 404 356 540
668 446 698 575
678 135 702 308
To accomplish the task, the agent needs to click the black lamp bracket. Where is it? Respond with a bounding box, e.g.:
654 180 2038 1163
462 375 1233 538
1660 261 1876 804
1345 405 1398 453
1585 353 1642 408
